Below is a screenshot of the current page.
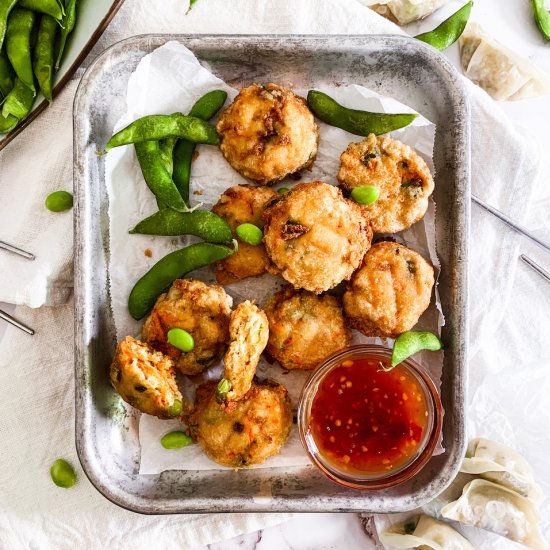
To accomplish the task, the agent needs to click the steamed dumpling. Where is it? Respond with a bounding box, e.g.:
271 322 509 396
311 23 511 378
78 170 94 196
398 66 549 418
359 0 452 25
459 23 550 101
441 479 548 550
461 437 544 503
380 514 474 550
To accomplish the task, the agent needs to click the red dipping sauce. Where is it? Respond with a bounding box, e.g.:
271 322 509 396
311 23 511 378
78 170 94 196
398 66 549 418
298 346 442 490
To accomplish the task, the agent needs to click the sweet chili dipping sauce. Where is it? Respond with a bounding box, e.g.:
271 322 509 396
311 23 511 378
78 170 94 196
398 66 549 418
307 355 430 477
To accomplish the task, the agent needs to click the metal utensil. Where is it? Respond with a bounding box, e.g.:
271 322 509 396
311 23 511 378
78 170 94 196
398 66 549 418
0 240 35 260
472 195 550 255
520 254 550 283
0 310 35 335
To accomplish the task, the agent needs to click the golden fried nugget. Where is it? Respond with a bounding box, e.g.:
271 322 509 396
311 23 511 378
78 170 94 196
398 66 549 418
338 134 434 233
343 242 434 338
216 83 319 184
222 301 269 402
262 181 373 293
188 380 292 468
212 184 277 284
110 336 183 419
142 279 232 375
265 286 352 370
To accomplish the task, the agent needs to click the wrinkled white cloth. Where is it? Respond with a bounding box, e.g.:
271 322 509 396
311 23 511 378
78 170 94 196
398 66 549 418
1 0 550 549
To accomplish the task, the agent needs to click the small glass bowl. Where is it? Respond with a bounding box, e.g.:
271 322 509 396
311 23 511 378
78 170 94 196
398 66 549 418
297 345 442 491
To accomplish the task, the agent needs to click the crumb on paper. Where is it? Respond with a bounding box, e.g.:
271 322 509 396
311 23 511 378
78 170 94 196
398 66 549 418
192 150 200 161
194 189 203 195
144 248 153 258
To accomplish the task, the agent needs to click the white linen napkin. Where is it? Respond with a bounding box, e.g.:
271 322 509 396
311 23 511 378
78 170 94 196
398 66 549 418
0 0 549 548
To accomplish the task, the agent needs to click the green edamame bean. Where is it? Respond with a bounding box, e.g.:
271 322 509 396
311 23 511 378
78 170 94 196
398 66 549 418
216 378 231 403
6 7 37 92
128 242 234 320
130 208 233 243
50 458 77 488
2 77 35 119
277 187 289 194
415 1 473 51
307 90 417 137
134 141 190 213
0 0 18 50
533 0 550 40
350 185 380 205
236 223 263 246
34 14 57 103
167 328 195 352
103 113 219 153
45 190 72 212
54 0 76 70
19 0 64 20
167 399 183 417
0 51 14 97
161 431 193 449
172 90 228 203
391 331 442 367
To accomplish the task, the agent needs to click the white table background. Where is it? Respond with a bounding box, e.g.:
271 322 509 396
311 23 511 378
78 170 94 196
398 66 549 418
1 1 549 548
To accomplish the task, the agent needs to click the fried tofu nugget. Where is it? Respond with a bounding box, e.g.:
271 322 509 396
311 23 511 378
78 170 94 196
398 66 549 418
216 83 319 184
343 242 434 338
265 286 352 370
142 279 232 375
189 380 292 468
262 181 373 293
212 184 277 284
110 336 183 419
221 301 269 402
338 135 434 233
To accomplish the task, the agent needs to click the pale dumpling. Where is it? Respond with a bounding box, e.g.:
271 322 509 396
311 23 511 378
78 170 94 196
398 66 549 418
359 0 452 25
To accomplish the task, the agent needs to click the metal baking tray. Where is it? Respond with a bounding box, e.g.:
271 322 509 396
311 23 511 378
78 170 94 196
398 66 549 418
74 34 470 514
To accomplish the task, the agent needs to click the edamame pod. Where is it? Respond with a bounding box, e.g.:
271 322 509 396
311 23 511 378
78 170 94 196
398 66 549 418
103 113 219 153
54 0 76 70
307 90 417 137
533 0 550 40
134 140 190 213
6 7 37 92
2 77 35 119
173 90 227 204
415 2 473 51
391 331 442 367
128 242 234 320
18 0 64 20
130 209 233 243
0 0 18 50
34 14 57 103
0 112 18 132
0 51 14 97
156 136 177 209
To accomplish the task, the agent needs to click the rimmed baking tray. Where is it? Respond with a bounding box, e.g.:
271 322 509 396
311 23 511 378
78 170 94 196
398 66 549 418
74 34 470 514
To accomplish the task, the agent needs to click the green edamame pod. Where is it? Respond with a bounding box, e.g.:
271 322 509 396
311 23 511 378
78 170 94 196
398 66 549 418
0 50 14 97
0 0 18 50
155 137 177 209
173 90 228 204
415 1 473 51
6 7 36 92
103 113 219 153
307 90 417 137
54 0 76 70
134 140 190 213
130 208 233 243
533 0 550 40
128 242 234 320
391 331 442 367
34 14 57 103
2 77 35 119
18 0 64 20
0 112 18 132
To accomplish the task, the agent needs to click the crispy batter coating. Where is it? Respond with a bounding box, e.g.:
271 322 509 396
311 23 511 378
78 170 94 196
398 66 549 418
142 279 232 375
265 286 352 370
262 181 373 293
216 83 319 184
222 301 269 402
110 336 183 419
343 242 434 338
337 135 435 233
189 380 292 468
212 184 277 284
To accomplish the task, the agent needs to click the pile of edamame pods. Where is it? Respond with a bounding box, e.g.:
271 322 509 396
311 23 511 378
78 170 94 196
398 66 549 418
0 0 76 134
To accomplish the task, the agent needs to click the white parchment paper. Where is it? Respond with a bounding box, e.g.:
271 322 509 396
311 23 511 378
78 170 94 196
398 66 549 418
104 41 442 474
